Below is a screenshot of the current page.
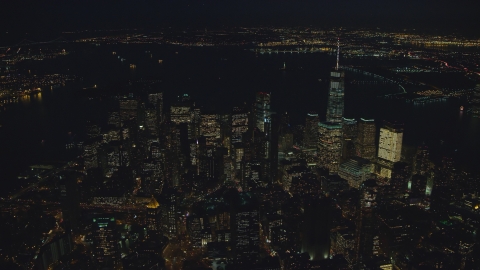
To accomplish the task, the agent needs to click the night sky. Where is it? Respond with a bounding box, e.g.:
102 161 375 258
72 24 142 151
1 0 480 35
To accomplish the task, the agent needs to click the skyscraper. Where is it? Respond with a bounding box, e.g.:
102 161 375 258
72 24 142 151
200 112 221 146
234 192 260 264
318 122 343 174
317 40 344 174
146 196 161 239
377 121 403 163
377 121 403 179
326 41 345 124
92 216 120 268
232 107 249 144
144 104 158 138
148 92 163 109
119 98 139 121
355 180 378 268
338 157 373 189
170 103 192 124
355 118 376 161
148 92 163 123
342 117 358 161
254 92 271 133
304 112 319 149
413 145 431 176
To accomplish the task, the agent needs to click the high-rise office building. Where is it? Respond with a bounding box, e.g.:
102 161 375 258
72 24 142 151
92 216 121 268
255 92 271 133
187 215 204 249
146 196 161 238
107 111 121 128
234 193 260 263
200 112 221 146
355 179 378 268
148 92 164 127
119 98 139 121
279 132 294 152
160 189 179 238
355 118 376 161
144 104 158 138
338 157 373 189
413 145 431 176
318 122 343 174
378 121 404 163
232 107 249 144
326 68 345 123
170 99 193 125
83 137 101 170
148 92 163 113
262 113 279 185
304 112 319 149
342 117 358 161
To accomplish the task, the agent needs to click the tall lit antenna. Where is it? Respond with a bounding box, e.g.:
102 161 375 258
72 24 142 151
335 37 340 70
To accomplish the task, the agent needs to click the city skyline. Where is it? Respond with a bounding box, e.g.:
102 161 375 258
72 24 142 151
0 7 480 268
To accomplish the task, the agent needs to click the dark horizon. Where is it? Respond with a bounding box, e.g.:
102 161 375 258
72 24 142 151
1 0 480 36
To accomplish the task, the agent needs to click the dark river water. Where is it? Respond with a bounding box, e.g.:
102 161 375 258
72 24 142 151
1 43 479 195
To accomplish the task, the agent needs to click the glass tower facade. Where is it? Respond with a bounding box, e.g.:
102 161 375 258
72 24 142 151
318 122 343 174
355 118 376 161
326 70 345 124
378 122 404 163
255 92 271 133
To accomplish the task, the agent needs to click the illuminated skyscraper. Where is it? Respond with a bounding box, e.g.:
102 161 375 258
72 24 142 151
338 157 373 189
377 122 403 163
317 41 344 174
232 107 249 144
148 92 163 123
170 103 192 124
317 122 343 174
200 112 221 146
304 112 319 149
342 117 358 160
107 111 121 128
234 192 260 264
144 104 158 138
326 41 345 124
413 145 431 176
119 98 138 121
377 122 403 179
355 118 376 161
92 216 120 268
148 92 163 108
146 196 161 238
355 180 378 268
255 92 271 133
160 189 179 238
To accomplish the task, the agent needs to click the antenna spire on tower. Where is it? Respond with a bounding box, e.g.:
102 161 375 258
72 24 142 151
336 37 340 70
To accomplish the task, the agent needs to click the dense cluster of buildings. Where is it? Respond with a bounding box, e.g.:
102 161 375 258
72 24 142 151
2 44 480 270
